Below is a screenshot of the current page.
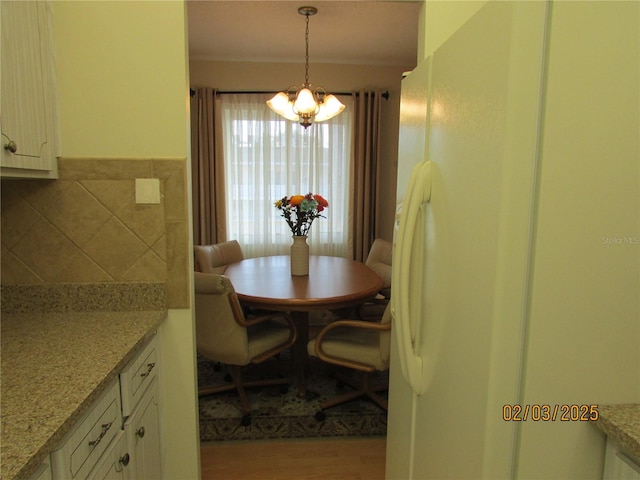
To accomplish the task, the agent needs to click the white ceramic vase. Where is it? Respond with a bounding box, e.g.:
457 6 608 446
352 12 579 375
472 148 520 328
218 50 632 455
290 235 309 276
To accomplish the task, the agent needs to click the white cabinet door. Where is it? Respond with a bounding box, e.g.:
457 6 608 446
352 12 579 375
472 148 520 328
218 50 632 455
86 432 130 480
0 0 58 178
124 379 163 480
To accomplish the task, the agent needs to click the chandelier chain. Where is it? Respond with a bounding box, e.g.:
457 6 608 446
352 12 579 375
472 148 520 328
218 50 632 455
304 13 310 86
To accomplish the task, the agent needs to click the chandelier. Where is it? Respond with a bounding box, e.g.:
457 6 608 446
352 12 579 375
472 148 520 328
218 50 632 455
267 6 345 129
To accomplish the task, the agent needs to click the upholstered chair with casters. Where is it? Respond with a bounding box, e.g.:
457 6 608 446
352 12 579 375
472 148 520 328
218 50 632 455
194 240 244 273
195 272 297 426
308 305 391 421
358 238 393 320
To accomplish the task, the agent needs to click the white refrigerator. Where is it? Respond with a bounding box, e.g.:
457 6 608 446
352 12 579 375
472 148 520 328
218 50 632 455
386 2 639 479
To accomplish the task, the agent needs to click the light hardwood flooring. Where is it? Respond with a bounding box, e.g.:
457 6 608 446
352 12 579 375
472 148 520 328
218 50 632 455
200 437 386 480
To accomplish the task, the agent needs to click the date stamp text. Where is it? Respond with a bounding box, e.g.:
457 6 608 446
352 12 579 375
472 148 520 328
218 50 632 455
502 404 599 422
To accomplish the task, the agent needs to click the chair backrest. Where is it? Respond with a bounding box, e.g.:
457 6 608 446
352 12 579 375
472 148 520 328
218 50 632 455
194 272 251 365
194 240 244 273
365 238 393 293
379 304 393 369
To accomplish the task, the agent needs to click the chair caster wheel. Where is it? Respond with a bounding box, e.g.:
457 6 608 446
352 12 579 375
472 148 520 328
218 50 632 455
314 411 326 422
240 414 251 426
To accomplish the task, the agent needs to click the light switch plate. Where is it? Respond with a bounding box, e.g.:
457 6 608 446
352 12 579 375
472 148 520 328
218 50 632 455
135 178 161 204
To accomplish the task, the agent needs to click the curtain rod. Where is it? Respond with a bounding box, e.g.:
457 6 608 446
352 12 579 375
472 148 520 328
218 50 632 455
190 88 389 100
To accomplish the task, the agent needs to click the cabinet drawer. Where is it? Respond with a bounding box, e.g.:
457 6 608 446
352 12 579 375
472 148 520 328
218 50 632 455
51 379 121 480
120 336 158 417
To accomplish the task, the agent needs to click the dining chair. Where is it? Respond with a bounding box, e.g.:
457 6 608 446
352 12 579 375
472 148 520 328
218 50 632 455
307 304 391 420
358 238 393 320
194 271 297 425
194 240 244 273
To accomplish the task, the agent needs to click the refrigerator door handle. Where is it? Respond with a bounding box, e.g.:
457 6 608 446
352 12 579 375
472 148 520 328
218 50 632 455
392 160 432 396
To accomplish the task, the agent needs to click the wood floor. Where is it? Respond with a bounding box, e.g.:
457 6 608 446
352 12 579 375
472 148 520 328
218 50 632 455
200 437 387 480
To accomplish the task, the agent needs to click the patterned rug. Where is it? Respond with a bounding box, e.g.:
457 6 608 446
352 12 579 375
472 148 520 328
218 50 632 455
197 353 388 442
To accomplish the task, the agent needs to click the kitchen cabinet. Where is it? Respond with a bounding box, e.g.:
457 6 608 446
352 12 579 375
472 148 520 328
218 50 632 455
1 307 166 480
0 0 59 178
49 335 162 480
604 439 640 480
120 336 163 480
123 380 162 480
50 380 122 480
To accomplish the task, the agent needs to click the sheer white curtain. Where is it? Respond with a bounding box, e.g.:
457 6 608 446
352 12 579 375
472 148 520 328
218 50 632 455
220 93 353 258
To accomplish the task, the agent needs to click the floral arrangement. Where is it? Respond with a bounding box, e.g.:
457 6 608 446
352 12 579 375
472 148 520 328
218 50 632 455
275 193 329 237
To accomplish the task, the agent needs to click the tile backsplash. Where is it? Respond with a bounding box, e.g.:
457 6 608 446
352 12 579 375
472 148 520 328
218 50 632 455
0 158 190 308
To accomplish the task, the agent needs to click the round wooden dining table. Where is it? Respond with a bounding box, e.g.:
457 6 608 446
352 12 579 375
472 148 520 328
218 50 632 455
224 255 384 397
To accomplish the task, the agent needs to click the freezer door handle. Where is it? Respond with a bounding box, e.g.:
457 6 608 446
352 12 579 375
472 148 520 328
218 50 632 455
392 160 431 396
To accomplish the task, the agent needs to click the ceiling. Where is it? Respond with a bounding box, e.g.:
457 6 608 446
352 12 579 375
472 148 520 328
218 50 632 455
187 1 421 68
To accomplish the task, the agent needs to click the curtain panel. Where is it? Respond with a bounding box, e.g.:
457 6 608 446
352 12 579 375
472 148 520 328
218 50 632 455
351 89 384 262
190 87 227 245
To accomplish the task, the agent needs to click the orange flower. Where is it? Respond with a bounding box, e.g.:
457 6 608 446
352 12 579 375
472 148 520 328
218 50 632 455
289 195 305 206
313 194 329 208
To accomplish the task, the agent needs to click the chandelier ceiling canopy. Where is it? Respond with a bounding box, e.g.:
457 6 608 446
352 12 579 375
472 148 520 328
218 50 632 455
267 6 345 129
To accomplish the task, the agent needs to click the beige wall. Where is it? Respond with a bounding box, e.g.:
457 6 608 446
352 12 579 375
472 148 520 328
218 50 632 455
420 1 487 60
190 60 412 241
53 1 200 476
53 1 190 158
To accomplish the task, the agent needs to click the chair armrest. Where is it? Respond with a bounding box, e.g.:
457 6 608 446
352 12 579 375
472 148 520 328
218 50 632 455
243 309 298 364
243 311 294 329
313 319 391 371
227 292 297 359
315 318 390 341
194 271 231 295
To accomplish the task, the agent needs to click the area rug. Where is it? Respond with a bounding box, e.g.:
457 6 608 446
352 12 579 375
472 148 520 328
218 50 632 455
197 354 388 442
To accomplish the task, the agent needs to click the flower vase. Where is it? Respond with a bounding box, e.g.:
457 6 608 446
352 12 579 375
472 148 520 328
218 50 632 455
290 235 310 276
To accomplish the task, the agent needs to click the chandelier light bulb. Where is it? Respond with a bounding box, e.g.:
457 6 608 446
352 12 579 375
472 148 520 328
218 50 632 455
293 87 319 115
314 94 346 122
266 92 299 121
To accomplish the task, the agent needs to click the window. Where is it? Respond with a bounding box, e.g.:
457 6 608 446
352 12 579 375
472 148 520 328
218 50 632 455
221 93 353 258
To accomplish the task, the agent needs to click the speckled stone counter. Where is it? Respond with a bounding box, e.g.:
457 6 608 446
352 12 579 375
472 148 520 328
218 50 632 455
593 404 640 459
1 283 167 480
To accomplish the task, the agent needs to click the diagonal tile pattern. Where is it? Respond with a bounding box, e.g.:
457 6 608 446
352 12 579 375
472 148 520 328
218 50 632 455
1 158 190 308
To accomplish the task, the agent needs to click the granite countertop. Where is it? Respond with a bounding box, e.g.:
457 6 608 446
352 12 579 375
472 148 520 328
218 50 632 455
593 404 640 459
0 282 167 480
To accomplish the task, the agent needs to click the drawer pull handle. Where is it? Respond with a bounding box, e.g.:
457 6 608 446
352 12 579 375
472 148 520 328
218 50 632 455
136 426 146 438
88 422 113 448
140 362 156 378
